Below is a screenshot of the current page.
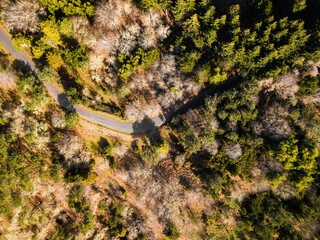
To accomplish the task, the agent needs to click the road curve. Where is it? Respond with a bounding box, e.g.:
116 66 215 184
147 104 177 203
0 27 237 133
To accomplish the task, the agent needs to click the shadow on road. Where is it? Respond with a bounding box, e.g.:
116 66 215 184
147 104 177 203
57 93 75 111
132 118 156 133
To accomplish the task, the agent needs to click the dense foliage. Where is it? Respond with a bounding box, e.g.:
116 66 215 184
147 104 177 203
0 0 320 239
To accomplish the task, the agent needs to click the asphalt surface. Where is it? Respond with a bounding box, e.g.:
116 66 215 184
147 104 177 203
0 27 238 133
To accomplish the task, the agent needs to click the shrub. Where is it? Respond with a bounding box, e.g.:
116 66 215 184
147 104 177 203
266 171 286 188
65 111 79 128
154 140 169 154
118 48 160 79
141 145 159 164
25 132 35 143
101 144 113 158
11 192 22 207
163 222 180 240
38 67 55 83
50 165 60 182
12 33 33 51
109 158 117 169
298 75 319 96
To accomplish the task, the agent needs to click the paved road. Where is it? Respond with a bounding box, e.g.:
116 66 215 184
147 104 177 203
0 27 237 133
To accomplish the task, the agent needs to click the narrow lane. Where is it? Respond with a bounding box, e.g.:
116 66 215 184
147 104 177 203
0 27 237 133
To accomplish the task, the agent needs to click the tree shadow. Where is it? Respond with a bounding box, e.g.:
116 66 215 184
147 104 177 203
57 93 75 111
57 66 79 91
0 51 9 69
11 59 34 76
98 137 111 150
132 116 159 136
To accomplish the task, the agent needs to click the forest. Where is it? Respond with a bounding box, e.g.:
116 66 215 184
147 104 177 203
0 0 320 239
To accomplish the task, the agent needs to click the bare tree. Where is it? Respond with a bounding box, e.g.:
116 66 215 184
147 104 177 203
157 93 174 109
128 74 149 90
224 142 242 160
51 112 66 129
259 71 300 100
301 88 320 105
88 52 105 71
183 80 201 95
207 116 220 132
159 54 177 79
95 0 123 31
70 16 96 47
9 105 26 138
175 155 185 167
125 103 146 122
306 60 319 77
203 138 219 156
117 26 140 56
252 105 291 141
55 132 84 160
0 71 16 89
4 0 45 33
96 34 119 56
33 122 50 149
142 101 162 119
156 24 171 41
113 145 129 158
142 10 162 28
55 132 91 168
139 31 156 50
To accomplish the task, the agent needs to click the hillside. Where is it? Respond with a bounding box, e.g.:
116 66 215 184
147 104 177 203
0 0 320 239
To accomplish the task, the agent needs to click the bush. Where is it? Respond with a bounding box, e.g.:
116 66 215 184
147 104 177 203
101 144 113 158
38 67 55 83
65 111 79 128
25 133 35 143
164 222 180 240
154 140 170 154
12 33 33 51
11 192 22 207
50 166 60 182
298 75 319 96
109 158 117 169
266 171 286 188
118 48 160 79
141 145 159 164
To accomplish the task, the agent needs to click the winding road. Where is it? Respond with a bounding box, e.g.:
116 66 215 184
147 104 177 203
0 27 237 133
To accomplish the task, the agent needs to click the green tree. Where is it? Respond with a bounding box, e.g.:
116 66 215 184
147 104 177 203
38 66 55 83
12 33 33 51
32 40 50 59
61 45 88 69
275 136 319 191
40 0 95 17
178 50 201 73
183 14 200 35
173 0 196 22
46 51 64 69
58 18 74 37
292 0 307 13
40 18 62 46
